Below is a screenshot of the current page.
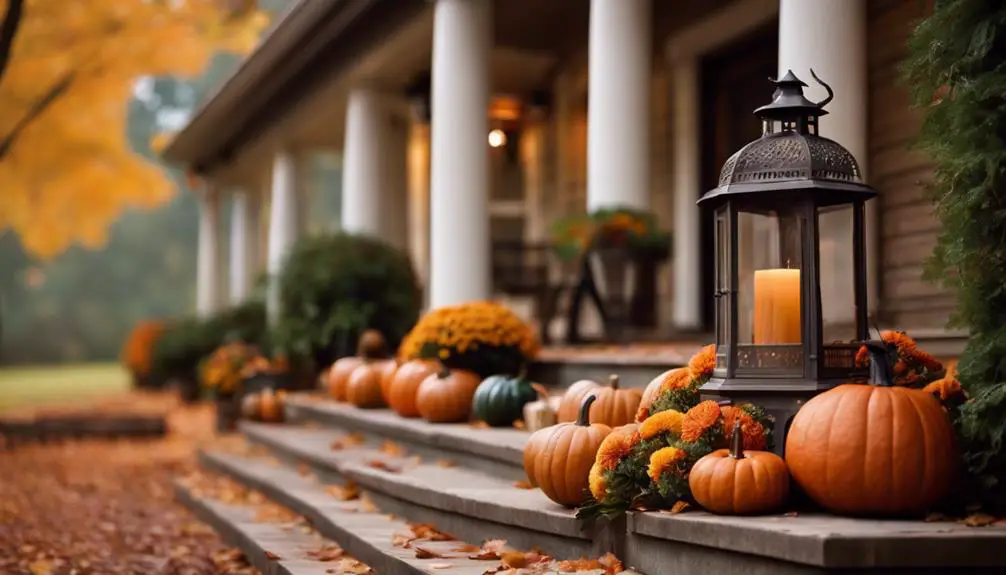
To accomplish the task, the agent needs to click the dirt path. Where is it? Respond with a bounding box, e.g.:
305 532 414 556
0 403 258 575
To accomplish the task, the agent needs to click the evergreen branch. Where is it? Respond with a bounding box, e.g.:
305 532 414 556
0 0 24 82
0 71 75 161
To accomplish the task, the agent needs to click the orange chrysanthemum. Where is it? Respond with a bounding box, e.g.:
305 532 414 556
912 349 944 373
923 376 964 402
680 400 722 443
639 410 684 440
721 407 767 451
687 344 717 379
595 431 634 471
647 447 687 483
589 463 608 500
658 368 692 393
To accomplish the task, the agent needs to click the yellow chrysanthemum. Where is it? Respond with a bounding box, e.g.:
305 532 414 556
639 410 684 440
647 447 687 483
398 301 539 362
680 400 722 443
589 463 608 500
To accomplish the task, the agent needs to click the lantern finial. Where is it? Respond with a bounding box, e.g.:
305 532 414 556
754 70 827 127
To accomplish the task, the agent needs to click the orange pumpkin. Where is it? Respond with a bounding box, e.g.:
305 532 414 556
415 365 481 423
346 360 394 408
690 422 789 515
387 360 438 418
785 341 957 516
523 395 611 507
378 360 401 405
556 379 603 422
328 331 390 402
638 367 685 419
259 389 286 422
586 375 642 427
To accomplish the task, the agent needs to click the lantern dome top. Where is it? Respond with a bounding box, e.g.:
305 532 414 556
699 70 877 207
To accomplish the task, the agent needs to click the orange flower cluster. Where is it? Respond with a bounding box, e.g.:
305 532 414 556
680 400 722 443
647 446 687 483
199 342 261 396
121 320 165 376
721 405 768 450
636 344 717 422
398 301 540 362
240 354 290 379
855 331 943 387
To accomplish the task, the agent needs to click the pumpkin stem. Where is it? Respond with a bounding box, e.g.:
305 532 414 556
864 340 896 387
728 421 745 459
530 382 549 402
576 394 597 426
436 360 451 379
517 363 528 380
607 374 620 390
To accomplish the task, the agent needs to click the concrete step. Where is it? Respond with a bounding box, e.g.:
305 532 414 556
283 396 527 482
196 447 624 575
234 421 1006 575
174 476 363 575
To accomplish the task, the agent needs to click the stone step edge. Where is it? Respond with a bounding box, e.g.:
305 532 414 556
240 422 589 542
240 423 1006 571
197 449 623 575
174 479 348 575
284 396 526 468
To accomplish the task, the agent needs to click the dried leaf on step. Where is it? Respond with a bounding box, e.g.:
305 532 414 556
597 552 624 574
297 463 313 477
470 420 490 429
925 512 951 522
962 513 998 527
392 533 414 548
667 500 690 514
380 440 405 456
414 546 446 559
469 538 507 560
336 558 374 574
436 459 456 468
325 482 360 501
513 419 526 429
512 480 533 489
306 544 346 561
331 433 365 450
451 543 481 553
366 460 401 473
430 563 454 569
265 551 281 560
556 558 604 572
359 493 379 513
408 522 455 541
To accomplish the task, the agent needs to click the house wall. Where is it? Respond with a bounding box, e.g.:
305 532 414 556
867 0 952 329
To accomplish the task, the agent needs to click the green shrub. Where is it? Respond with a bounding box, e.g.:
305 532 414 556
271 232 421 369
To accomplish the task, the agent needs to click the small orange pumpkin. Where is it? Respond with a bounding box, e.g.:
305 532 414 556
378 360 401 405
240 388 286 423
346 360 394 408
415 364 481 423
387 360 438 418
328 330 390 402
690 422 789 515
556 379 603 422
637 367 685 420
523 395 611 507
586 375 642 427
785 341 957 516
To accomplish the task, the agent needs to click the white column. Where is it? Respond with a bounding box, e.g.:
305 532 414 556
267 150 301 323
343 88 388 239
587 0 652 211
407 123 431 291
228 189 260 303
428 0 492 308
670 59 702 330
778 0 873 318
196 187 221 317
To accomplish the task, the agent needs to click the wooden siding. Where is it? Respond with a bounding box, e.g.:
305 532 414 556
868 0 953 328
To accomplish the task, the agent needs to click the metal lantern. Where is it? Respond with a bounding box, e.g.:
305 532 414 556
697 70 877 454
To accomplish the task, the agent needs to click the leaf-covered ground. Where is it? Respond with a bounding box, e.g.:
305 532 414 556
0 403 259 575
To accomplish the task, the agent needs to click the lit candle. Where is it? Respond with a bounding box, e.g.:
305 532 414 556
753 268 801 344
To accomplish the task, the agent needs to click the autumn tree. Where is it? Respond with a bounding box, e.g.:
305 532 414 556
0 0 268 258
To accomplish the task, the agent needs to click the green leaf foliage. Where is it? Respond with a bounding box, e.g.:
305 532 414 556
902 0 1006 511
270 232 421 369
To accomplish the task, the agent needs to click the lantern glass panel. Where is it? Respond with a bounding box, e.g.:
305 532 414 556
817 204 857 344
715 207 731 352
735 205 805 373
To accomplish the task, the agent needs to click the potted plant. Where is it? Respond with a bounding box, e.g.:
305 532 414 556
198 340 262 432
551 207 672 329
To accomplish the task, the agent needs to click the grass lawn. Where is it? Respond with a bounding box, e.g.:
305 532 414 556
0 362 131 412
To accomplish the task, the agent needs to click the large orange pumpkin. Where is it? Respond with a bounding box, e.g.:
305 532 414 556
346 360 394 408
785 341 957 516
523 395 611 507
387 360 438 418
556 379 599 422
415 365 481 423
690 422 789 515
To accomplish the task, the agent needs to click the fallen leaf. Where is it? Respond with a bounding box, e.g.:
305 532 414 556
392 533 414 548
359 493 379 513
470 420 490 429
512 480 533 489
962 513 998 527
414 546 446 559
469 538 507 560
430 563 454 569
326 483 360 501
297 463 313 476
380 440 405 456
436 459 456 468
598 552 624 574
366 460 401 473
307 544 346 561
265 551 281 560
668 500 690 514
409 522 456 541
452 543 481 553
925 512 951 522
331 433 365 450
29 560 54 575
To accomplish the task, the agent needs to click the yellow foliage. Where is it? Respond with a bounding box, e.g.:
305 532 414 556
0 0 270 258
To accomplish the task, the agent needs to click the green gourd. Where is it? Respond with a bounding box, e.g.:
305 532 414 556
471 371 539 427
